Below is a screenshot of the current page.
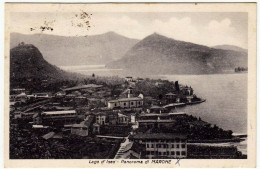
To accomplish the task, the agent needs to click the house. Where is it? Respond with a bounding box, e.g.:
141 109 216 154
181 86 194 96
118 113 129 124
137 112 186 129
165 92 183 103
108 88 144 109
95 112 108 125
93 123 101 134
130 133 187 159
71 115 94 136
38 110 83 126
165 92 176 99
136 78 144 82
108 112 118 125
125 76 133 82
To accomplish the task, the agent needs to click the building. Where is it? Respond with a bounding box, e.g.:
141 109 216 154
137 112 186 128
71 115 94 136
165 92 182 103
130 133 187 159
108 88 144 109
118 113 129 124
34 110 84 126
181 86 194 96
92 123 101 134
95 112 109 125
125 76 133 82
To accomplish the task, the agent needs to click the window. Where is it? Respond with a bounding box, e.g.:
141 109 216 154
151 144 154 148
146 151 150 155
131 102 134 105
181 144 186 148
157 144 161 148
171 144 174 148
151 151 155 155
176 144 179 148
158 152 161 155
176 151 180 156
166 152 169 155
181 151 186 156
147 144 149 148
163 152 166 156
171 151 175 155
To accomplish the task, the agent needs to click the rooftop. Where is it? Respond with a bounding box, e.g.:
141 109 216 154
138 119 175 123
72 116 94 128
63 84 103 91
42 110 76 115
131 133 187 140
108 97 143 103
139 112 186 117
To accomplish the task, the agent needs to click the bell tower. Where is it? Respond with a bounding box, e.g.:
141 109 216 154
128 87 133 98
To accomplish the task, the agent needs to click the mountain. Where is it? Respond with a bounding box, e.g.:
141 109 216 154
106 33 248 75
10 44 75 86
10 32 139 66
213 45 247 53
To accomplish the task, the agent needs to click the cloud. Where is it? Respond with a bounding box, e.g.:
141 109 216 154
203 18 245 48
10 13 247 48
88 15 146 39
152 17 198 42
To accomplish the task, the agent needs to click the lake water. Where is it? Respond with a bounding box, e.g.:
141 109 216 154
59 65 248 133
160 74 247 134
59 65 124 77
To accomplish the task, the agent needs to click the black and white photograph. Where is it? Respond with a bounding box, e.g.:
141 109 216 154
4 3 257 168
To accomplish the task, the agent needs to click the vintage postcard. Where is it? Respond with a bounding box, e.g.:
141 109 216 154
4 3 256 168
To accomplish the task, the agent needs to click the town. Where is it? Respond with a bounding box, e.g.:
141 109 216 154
9 76 245 159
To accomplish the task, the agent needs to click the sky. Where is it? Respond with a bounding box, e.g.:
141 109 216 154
10 12 248 48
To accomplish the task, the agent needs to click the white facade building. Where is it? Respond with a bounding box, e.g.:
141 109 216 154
131 133 187 159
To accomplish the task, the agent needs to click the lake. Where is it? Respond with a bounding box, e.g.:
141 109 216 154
160 73 248 134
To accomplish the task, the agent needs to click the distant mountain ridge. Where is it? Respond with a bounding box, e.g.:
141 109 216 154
10 32 139 66
213 45 247 53
106 33 248 75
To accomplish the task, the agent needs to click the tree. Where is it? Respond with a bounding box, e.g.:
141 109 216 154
175 81 180 92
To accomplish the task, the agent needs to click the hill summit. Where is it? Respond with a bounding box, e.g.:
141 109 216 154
106 33 248 75
10 43 71 87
